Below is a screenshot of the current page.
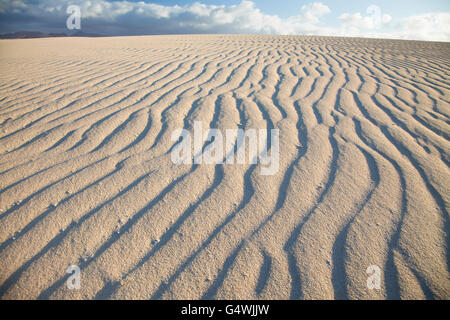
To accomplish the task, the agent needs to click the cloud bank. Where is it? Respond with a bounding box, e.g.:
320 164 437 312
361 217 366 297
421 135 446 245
0 0 449 41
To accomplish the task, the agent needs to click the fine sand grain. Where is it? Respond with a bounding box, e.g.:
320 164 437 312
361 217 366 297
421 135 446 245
0 35 449 299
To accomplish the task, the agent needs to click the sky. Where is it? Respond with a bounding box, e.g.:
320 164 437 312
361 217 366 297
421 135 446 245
0 0 449 41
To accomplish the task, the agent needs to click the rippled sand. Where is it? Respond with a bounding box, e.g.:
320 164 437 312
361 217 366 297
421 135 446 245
0 35 449 299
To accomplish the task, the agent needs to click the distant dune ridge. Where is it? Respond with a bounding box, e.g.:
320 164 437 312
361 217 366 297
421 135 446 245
0 35 448 300
0 31 103 39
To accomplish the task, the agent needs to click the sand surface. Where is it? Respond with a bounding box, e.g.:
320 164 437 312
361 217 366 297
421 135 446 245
0 35 449 300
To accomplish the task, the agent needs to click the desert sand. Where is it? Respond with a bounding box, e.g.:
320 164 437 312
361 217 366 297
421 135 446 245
0 35 449 300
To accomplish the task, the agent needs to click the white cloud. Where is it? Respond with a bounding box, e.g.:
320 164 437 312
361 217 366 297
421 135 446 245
301 2 331 23
338 9 450 42
397 12 450 41
339 5 392 30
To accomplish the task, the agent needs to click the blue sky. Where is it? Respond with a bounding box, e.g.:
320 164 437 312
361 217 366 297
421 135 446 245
113 0 450 19
0 0 449 41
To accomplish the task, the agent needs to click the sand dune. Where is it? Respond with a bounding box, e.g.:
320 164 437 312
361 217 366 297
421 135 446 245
0 35 449 300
